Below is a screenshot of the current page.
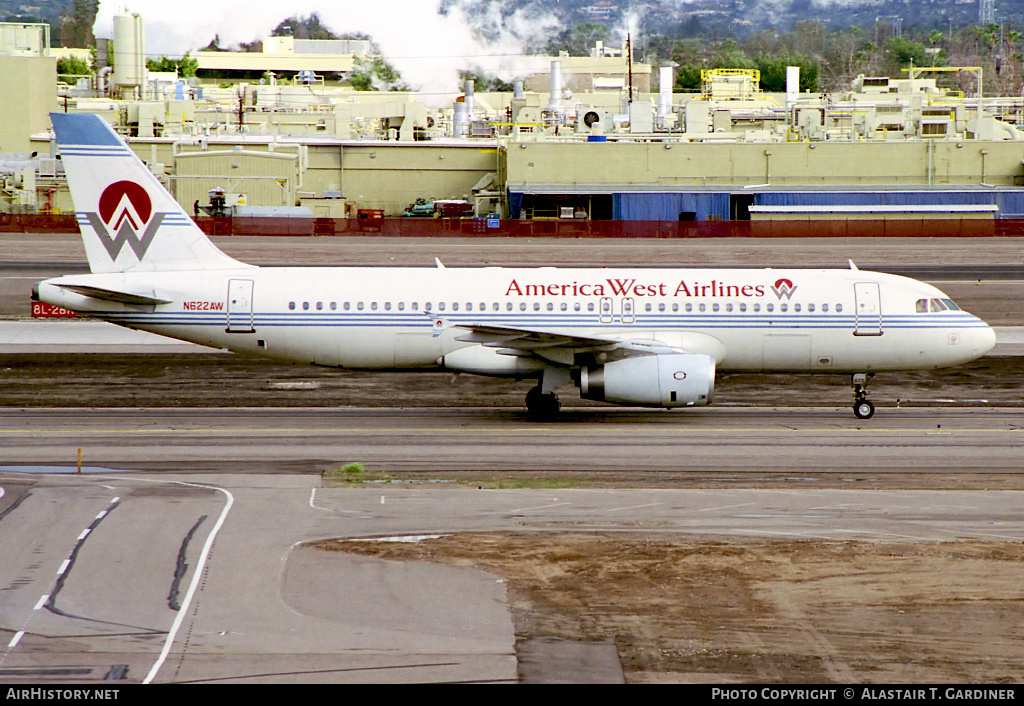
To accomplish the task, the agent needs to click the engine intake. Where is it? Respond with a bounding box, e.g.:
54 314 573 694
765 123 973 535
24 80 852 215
579 353 715 408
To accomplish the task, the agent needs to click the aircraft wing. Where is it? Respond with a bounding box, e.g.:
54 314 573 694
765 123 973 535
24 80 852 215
454 323 617 351
451 322 725 366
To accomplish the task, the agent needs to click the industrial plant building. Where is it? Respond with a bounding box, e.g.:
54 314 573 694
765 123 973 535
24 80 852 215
4 13 1024 237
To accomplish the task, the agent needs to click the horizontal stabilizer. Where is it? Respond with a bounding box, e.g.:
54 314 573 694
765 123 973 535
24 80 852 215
55 283 173 305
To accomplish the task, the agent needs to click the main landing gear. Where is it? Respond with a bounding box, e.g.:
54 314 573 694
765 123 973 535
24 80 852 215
525 385 560 419
852 373 875 419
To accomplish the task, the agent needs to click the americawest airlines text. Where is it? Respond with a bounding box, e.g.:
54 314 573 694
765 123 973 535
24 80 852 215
505 278 768 298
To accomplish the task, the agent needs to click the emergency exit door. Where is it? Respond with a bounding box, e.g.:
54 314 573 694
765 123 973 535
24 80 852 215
227 279 255 333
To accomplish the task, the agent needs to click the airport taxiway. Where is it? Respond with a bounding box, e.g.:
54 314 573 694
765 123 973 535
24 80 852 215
1 407 1023 475
3 467 1024 684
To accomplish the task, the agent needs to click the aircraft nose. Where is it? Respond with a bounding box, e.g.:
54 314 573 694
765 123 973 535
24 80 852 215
970 321 997 357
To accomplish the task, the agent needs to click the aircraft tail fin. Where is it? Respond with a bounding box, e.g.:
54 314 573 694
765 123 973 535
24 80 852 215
50 112 249 274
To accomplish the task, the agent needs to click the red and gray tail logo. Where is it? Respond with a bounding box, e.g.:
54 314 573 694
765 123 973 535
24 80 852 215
771 278 797 300
85 181 165 261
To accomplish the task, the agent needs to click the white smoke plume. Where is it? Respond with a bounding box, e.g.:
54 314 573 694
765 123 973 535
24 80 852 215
94 0 563 93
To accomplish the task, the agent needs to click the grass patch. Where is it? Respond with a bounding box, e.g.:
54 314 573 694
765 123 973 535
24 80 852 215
323 462 394 484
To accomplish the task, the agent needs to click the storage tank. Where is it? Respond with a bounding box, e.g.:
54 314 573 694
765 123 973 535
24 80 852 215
113 12 146 94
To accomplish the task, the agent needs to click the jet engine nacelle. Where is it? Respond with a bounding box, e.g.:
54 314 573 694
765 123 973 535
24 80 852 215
579 353 715 408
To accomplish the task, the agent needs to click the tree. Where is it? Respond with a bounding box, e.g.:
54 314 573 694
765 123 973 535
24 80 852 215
57 55 90 76
272 13 338 40
147 53 199 77
58 0 98 48
348 57 408 92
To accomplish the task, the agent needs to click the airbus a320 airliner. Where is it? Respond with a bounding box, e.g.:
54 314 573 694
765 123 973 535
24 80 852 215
34 113 996 418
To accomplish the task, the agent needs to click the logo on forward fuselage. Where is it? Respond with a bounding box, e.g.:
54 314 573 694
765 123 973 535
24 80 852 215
85 180 165 262
770 278 797 300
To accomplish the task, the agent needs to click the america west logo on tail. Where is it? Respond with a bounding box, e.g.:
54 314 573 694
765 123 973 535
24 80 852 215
85 180 165 262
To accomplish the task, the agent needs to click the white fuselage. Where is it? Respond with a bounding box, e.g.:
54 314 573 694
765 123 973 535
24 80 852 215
38 265 996 374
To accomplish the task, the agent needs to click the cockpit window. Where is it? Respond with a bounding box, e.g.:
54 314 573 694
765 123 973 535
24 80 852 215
941 298 960 311
916 298 928 313
930 298 946 312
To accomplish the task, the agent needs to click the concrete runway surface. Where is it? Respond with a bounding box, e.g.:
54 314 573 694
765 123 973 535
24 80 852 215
3 466 1024 684
0 407 1022 474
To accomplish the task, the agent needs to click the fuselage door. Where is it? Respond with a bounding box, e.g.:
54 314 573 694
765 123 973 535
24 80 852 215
599 296 614 324
853 282 882 336
227 279 255 333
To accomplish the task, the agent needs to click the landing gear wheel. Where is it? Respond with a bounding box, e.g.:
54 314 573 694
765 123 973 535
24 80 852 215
851 372 875 420
525 386 560 419
853 399 875 419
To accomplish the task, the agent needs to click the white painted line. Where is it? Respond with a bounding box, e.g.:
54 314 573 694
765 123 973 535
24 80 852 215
8 632 24 648
608 503 662 512
512 502 572 512
144 481 234 685
95 510 107 520
33 595 48 611
57 559 70 575
77 528 91 540
111 497 119 503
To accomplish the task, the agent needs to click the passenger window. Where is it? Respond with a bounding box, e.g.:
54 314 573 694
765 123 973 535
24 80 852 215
412 302 419 311
465 303 472 311
534 302 541 311
330 302 337 311
685 303 693 313
303 302 310 311
316 301 323 310
438 302 446 311
822 303 829 313
425 302 432 311
357 302 363 311
575 303 581 312
561 302 568 311
506 302 513 311
452 303 459 311
793 303 800 312
807 303 814 313
780 303 787 312
288 301 295 310
588 303 595 312
398 302 405 311
344 302 350 311
699 303 706 312
520 303 527 311
659 303 666 312
739 303 747 312
384 302 391 311
547 302 554 311
712 303 719 312
371 302 378 311
767 303 774 313
836 304 843 313
645 303 652 312
672 303 679 312
754 303 761 312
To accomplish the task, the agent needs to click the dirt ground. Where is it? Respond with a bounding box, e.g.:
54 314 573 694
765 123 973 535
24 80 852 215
320 534 1024 684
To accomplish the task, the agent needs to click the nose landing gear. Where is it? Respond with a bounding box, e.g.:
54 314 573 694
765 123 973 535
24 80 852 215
852 373 875 419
